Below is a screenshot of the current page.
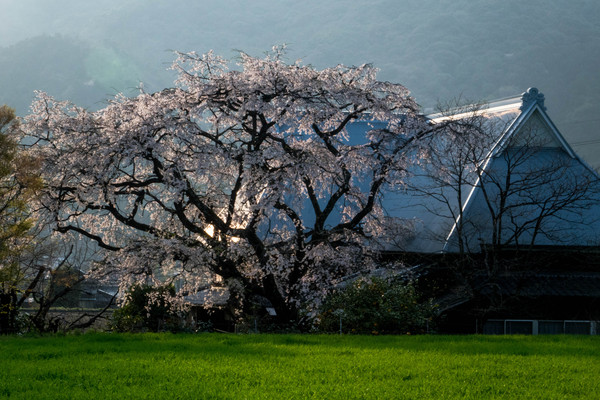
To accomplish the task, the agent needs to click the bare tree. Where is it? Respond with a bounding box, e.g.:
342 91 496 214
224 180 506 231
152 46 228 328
16 238 117 333
416 98 600 264
406 95 600 321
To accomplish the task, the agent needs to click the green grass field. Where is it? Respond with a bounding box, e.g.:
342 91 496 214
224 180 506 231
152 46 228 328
1 333 599 399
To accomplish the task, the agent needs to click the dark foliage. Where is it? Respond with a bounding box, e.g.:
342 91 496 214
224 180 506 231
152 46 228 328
111 284 181 332
317 277 437 334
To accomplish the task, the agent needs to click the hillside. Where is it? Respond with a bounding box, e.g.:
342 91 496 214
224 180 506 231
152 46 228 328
1 0 598 167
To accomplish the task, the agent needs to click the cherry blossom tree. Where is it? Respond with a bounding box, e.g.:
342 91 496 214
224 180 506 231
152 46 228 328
24 48 429 324
0 105 115 333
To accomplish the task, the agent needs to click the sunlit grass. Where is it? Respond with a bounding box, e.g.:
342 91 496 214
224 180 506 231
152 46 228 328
1 333 599 399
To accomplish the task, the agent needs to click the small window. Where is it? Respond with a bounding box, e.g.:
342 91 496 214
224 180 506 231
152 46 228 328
538 321 563 335
565 321 590 335
506 320 533 335
483 320 504 335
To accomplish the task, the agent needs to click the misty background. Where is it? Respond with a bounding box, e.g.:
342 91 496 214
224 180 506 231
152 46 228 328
1 0 599 168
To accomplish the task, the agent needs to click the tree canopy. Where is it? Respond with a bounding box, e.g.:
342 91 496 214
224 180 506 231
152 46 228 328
0 105 43 333
24 49 430 322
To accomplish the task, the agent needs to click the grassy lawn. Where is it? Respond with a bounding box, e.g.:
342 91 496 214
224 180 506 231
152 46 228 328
0 333 599 399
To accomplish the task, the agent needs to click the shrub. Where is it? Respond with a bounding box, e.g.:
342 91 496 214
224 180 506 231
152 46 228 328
111 284 181 332
317 277 437 334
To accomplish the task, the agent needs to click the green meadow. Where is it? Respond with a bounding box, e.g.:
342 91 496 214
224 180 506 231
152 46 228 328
1 333 599 399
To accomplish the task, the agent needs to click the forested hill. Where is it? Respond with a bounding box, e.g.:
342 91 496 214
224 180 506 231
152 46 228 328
1 0 599 167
